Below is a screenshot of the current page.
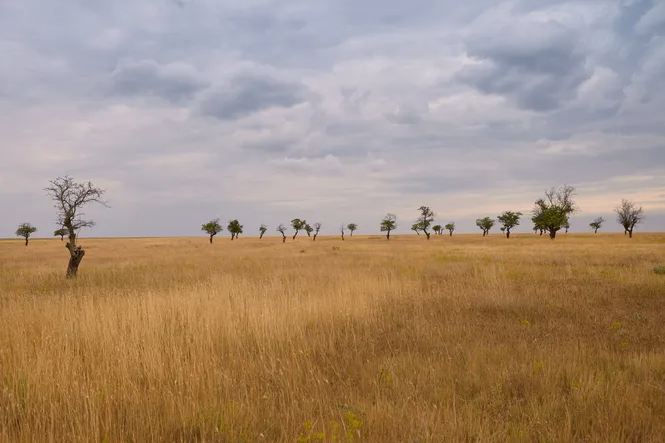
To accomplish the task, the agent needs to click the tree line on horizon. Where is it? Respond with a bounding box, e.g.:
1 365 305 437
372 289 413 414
12 179 647 279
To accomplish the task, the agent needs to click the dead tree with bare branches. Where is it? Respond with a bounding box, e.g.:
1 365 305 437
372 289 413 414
45 176 108 278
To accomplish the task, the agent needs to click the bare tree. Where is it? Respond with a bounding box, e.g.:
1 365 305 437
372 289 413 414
313 222 321 241
45 176 108 278
615 199 644 238
277 224 287 243
16 223 37 246
340 224 345 241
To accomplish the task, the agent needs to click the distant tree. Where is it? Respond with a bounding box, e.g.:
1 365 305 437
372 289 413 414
227 219 243 240
16 223 37 246
340 224 346 241
411 223 421 235
497 211 522 239
313 222 321 241
532 185 577 239
202 219 223 244
416 206 435 239
615 199 644 238
291 218 306 240
445 223 455 236
563 219 570 234
304 223 313 237
589 216 605 234
432 225 442 235
45 176 109 278
347 223 358 236
54 228 68 241
277 224 287 243
259 224 268 239
476 217 495 237
380 213 397 240
532 211 545 235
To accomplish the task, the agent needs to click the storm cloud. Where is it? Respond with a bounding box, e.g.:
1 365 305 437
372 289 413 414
0 0 663 237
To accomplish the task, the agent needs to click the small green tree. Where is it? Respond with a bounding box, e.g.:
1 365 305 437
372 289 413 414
615 199 644 238
277 224 287 243
380 213 397 240
304 223 313 237
497 211 522 239
432 225 442 235
411 223 421 235
259 224 268 239
347 223 358 236
416 206 435 239
16 223 37 246
532 185 577 239
589 216 604 234
202 219 223 244
313 223 321 241
291 218 306 240
227 219 243 240
54 228 68 241
476 217 495 236
445 223 455 236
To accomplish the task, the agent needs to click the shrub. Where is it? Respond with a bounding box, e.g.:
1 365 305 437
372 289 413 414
653 265 665 275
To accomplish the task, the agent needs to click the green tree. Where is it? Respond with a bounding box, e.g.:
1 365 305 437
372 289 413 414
615 199 644 238
45 176 109 278
432 225 442 235
416 206 435 239
347 223 358 236
476 217 495 237
589 216 604 234
16 223 37 246
259 224 268 239
532 185 577 239
411 223 421 235
291 218 306 240
227 219 243 240
313 223 321 241
445 223 455 236
304 223 313 237
497 211 522 239
380 213 397 240
202 219 223 244
277 224 287 243
54 228 68 241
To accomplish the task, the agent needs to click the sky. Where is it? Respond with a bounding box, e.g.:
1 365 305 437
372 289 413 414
1 0 664 238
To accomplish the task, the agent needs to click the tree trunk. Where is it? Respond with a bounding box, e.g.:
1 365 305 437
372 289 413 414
293 231 298 240
594 228 598 234
209 235 213 244
449 231 453 237
425 232 430 240
60 235 64 241
65 242 85 279
386 230 390 240
313 233 318 241
482 231 486 237
341 232 345 241
628 229 633 238
549 230 556 239
506 230 510 239
350 231 353 237
282 235 286 243
260 232 265 239
24 237 29 246
307 232 311 237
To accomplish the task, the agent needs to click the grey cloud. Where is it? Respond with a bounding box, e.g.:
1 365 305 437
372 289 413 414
109 59 209 103
198 72 308 120
459 20 590 111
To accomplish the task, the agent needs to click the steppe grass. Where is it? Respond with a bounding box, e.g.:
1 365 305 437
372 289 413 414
1 233 664 442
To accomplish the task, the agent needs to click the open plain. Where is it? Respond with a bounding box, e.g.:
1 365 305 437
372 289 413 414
1 234 664 442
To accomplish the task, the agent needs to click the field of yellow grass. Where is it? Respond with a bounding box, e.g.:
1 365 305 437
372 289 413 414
1 233 665 442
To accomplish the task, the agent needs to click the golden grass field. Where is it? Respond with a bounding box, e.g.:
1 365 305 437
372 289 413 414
1 233 665 442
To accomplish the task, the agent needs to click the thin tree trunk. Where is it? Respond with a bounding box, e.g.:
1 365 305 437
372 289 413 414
293 231 298 240
506 230 510 239
24 237 28 246
594 228 598 234
282 235 286 243
629 230 633 238
313 233 318 241
60 235 64 241
549 231 556 239
449 232 453 236
386 231 390 240
425 232 430 240
209 235 213 244
260 232 265 239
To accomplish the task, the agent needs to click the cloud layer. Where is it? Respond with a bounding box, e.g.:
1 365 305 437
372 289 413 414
1 0 664 237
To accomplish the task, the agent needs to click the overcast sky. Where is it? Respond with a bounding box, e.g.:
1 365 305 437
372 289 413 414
1 0 664 238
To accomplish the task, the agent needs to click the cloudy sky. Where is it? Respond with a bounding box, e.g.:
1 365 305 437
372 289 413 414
1 0 664 238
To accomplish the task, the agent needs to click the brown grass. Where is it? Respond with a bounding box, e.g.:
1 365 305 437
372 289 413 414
1 233 665 442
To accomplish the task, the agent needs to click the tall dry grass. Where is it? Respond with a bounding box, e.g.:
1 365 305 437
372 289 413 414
1 233 664 442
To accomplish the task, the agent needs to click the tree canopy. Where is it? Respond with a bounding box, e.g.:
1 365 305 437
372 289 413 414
16 223 37 246
532 185 577 239
380 213 397 240
227 219 243 239
476 217 495 236
202 219 223 243
497 211 522 238
615 199 644 238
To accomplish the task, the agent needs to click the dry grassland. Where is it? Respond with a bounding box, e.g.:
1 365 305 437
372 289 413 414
1 233 665 442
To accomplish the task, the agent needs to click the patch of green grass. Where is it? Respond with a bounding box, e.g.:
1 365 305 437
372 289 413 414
653 265 665 275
